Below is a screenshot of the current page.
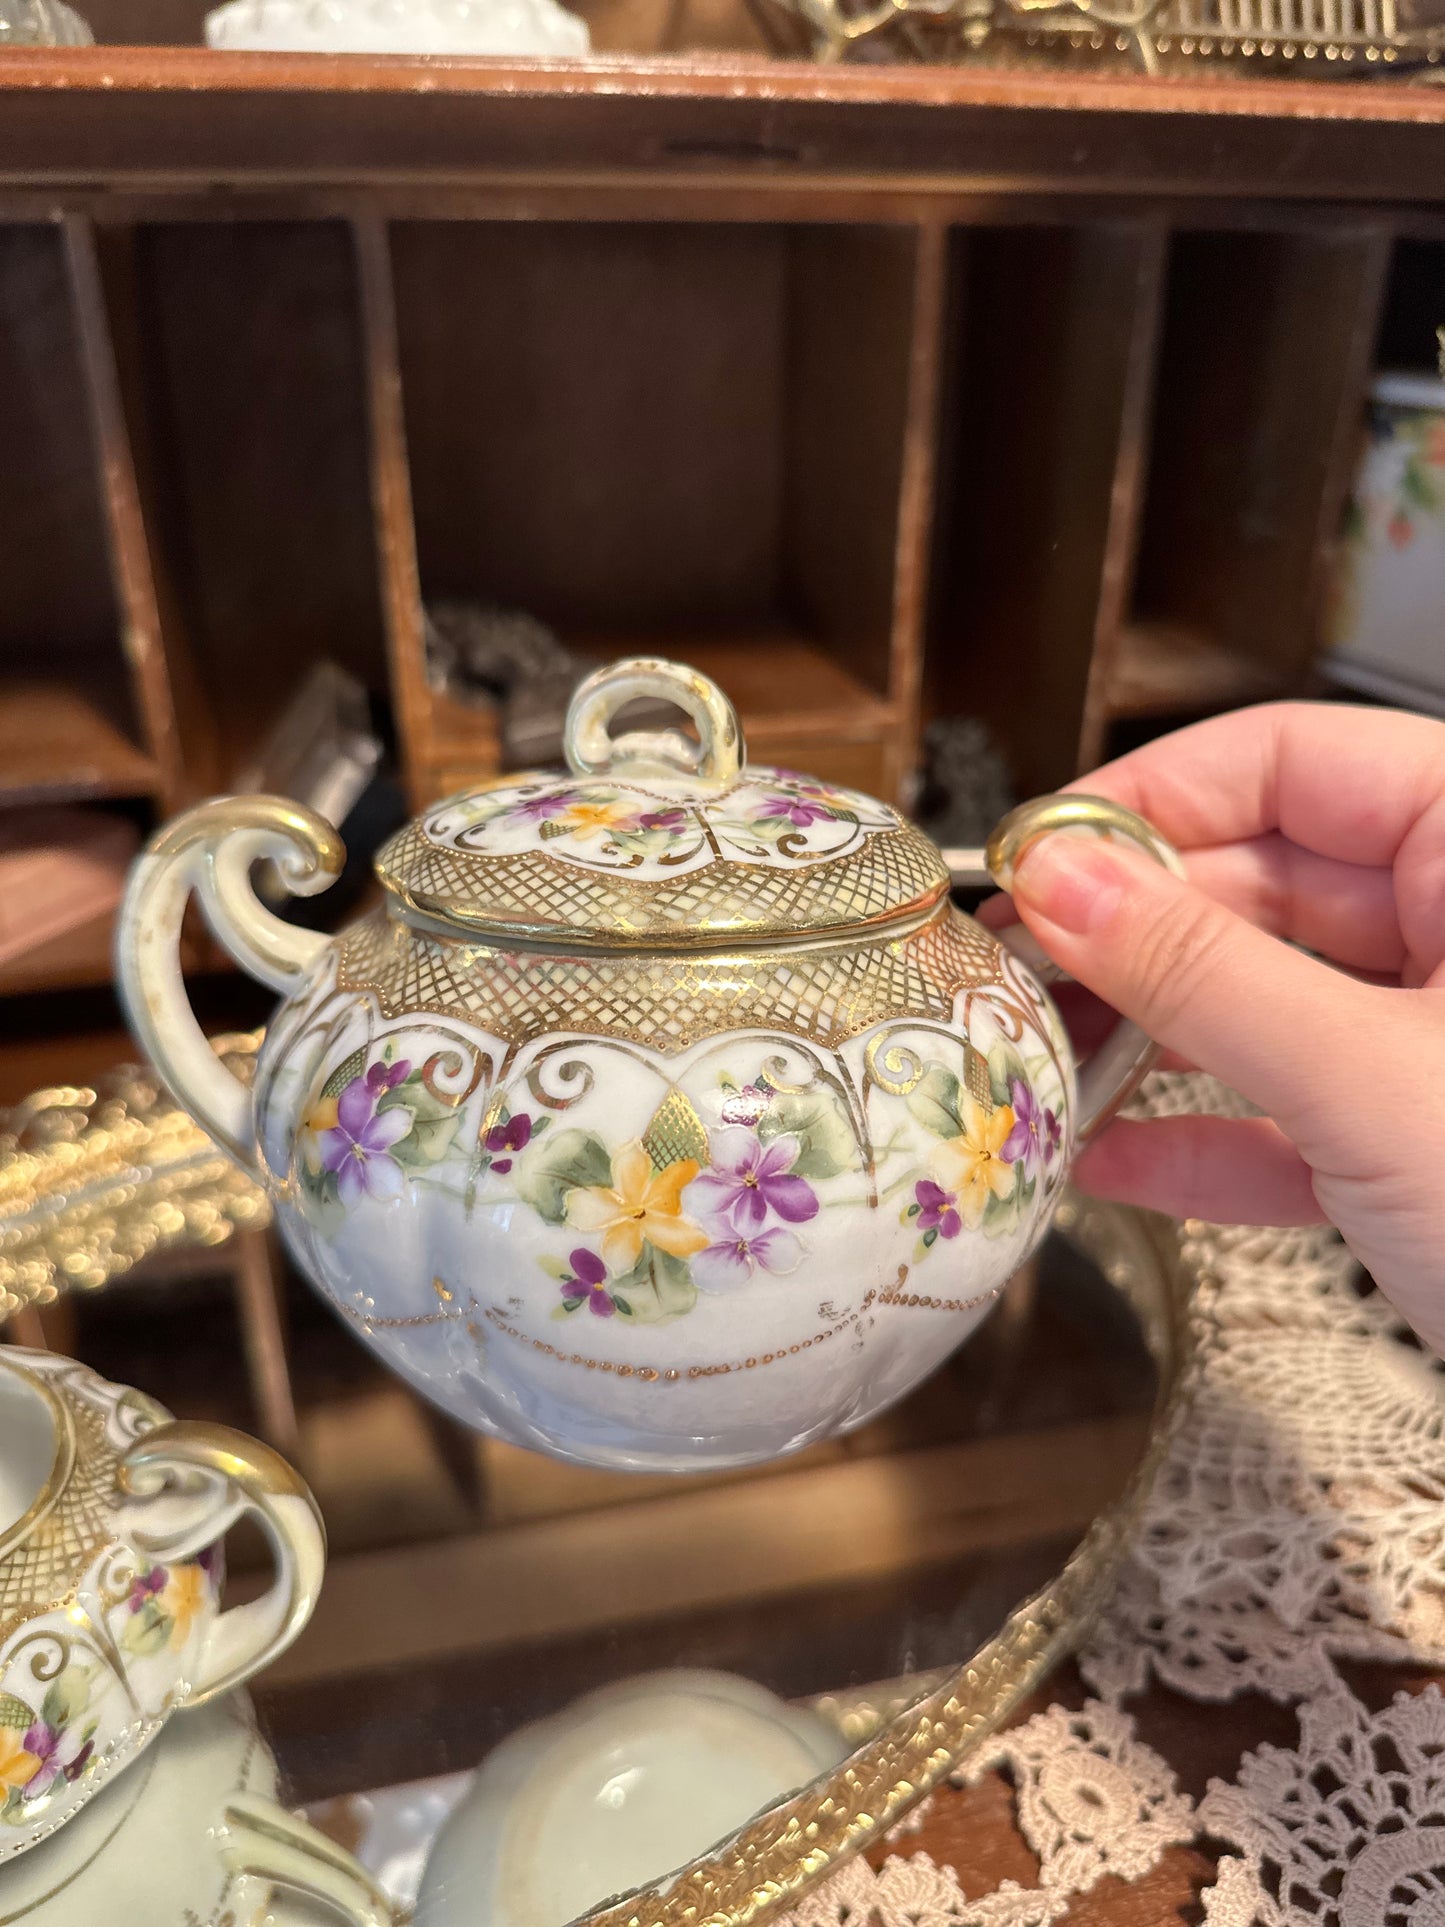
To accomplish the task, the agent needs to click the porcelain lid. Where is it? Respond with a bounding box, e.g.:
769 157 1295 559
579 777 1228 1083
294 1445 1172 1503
375 658 950 949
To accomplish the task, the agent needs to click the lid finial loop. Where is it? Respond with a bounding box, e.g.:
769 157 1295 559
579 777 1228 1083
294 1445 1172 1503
565 658 744 791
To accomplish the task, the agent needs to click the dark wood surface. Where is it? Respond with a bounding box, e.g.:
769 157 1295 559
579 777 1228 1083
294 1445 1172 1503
4 57 1445 203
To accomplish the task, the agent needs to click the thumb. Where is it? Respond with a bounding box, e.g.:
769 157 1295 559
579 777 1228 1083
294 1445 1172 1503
1009 832 1379 1159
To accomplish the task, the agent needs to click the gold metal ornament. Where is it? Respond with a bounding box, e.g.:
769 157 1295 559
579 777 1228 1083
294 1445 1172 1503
0 1041 268 1323
773 0 1445 75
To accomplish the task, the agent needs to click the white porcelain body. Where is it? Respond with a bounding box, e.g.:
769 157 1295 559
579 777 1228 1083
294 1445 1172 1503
0 1350 324 1859
1326 372 1445 714
414 1671 848 1927
116 660 1176 1476
0 1694 389 1925
248 916 1076 1472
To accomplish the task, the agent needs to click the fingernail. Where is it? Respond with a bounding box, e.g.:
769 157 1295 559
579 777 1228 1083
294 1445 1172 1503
1012 834 1129 935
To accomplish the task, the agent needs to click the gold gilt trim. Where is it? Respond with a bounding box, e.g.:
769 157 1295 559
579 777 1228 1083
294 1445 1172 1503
376 819 950 948
333 907 1004 1054
0 1366 122 1645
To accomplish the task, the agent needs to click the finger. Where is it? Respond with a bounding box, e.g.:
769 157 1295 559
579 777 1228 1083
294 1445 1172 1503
1071 700 1445 868
1074 1115 1325 1225
1048 978 1199 1073
1010 834 1379 1164
978 910 1202 1070
1183 836 1406 976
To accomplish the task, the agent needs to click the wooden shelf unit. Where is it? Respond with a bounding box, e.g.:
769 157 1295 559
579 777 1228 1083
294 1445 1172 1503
3 58 1445 1012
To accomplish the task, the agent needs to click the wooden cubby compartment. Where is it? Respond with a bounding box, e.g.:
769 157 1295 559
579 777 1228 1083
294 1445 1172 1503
124 220 388 786
1121 224 1390 730
380 220 928 803
0 226 151 811
927 222 1166 796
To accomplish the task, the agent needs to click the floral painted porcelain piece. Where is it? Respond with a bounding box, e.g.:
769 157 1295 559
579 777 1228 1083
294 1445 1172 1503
0 1349 324 1859
2 1692 392 1925
118 657 1179 1473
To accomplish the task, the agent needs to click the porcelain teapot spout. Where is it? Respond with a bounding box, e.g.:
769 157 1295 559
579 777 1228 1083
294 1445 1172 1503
117 657 1179 1474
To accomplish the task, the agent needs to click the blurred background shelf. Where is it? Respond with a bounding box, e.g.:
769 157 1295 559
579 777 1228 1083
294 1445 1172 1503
0 681 159 806
1103 622 1292 721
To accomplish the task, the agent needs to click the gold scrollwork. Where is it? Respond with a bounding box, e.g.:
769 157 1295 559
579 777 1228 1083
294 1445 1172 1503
864 1033 925 1098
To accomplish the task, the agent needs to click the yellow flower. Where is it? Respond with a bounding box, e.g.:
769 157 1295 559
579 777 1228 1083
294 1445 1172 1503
301 1094 339 1173
559 800 633 841
931 1097 1018 1229
565 1140 708 1272
160 1565 208 1648
0 1731 40 1793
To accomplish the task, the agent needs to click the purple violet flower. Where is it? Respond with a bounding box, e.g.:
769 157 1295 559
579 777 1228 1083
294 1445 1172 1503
561 1247 614 1318
687 1128 818 1233
21 1725 64 1801
638 807 687 833
509 791 570 823
693 1225 802 1293
128 1566 167 1613
484 1113 533 1175
319 1077 412 1205
1001 1079 1060 1174
364 1058 411 1096
914 1179 961 1240
758 794 835 829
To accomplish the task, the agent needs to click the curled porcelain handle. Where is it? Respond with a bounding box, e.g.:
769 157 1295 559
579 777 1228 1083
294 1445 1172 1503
116 797 345 1172
565 657 745 790
118 1420 326 1708
984 794 1185 1141
218 1793 395 1926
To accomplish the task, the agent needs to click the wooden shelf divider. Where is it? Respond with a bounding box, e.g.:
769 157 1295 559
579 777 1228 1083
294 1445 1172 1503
1075 220 1169 773
62 215 190 811
888 218 949 802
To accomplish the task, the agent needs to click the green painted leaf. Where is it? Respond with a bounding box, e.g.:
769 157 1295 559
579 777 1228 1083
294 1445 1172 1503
759 1087 857 1180
515 1129 614 1226
650 1245 697 1319
121 1607 171 1659
40 1668 87 1732
987 1042 1028 1110
537 1255 573 1282
981 1181 1022 1241
392 1109 460 1170
904 1065 963 1141
0 1695 34 1731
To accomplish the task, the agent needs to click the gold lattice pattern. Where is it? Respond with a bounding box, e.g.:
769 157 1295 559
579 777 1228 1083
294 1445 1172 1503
334 908 1003 1052
0 1382 120 1644
376 822 950 944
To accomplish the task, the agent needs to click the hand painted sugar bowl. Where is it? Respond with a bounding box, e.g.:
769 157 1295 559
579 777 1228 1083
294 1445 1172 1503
117 656 1179 1473
0 1348 324 1859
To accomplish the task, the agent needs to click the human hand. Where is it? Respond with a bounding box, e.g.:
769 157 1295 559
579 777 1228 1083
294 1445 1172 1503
992 701 1445 1354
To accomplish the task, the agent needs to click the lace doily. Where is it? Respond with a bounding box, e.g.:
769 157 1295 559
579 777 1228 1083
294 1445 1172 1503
779 1072 1445 1927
